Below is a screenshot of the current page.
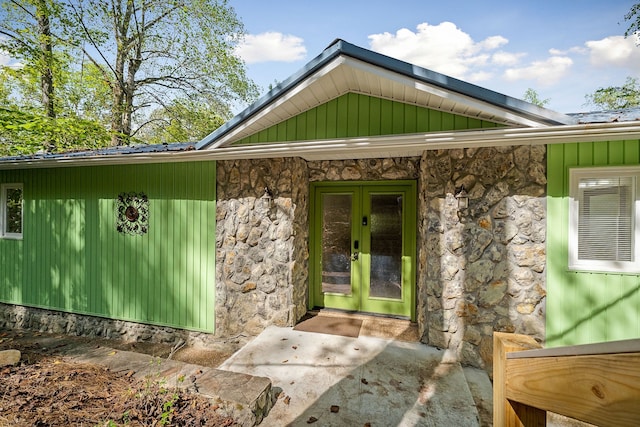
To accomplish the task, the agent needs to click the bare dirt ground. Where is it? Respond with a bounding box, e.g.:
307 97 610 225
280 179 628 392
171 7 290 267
0 329 240 426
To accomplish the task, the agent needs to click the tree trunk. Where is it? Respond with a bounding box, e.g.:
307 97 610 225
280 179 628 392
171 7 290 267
36 0 55 119
109 0 135 146
110 81 125 146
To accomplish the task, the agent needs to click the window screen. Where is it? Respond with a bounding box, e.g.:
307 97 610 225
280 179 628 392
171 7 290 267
577 176 633 262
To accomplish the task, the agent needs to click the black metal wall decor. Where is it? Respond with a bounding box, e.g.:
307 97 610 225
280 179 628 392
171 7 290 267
116 192 149 235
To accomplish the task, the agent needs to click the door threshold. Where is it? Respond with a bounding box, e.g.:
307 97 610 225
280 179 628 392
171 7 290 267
309 308 411 321
304 309 419 342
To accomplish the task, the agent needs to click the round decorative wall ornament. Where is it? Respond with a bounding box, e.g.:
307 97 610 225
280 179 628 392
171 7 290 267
116 192 149 235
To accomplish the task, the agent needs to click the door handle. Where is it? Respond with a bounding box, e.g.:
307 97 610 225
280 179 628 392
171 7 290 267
351 252 359 261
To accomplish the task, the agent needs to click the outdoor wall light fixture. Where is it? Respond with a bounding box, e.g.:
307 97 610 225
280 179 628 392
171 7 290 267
455 185 469 210
260 186 273 209
455 185 469 222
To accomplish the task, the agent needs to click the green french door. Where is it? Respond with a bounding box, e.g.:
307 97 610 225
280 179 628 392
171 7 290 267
310 181 416 320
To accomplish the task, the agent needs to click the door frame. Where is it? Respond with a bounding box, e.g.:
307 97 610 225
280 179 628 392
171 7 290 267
309 180 417 320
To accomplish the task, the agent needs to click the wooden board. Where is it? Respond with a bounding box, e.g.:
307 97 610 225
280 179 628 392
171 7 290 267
506 352 640 427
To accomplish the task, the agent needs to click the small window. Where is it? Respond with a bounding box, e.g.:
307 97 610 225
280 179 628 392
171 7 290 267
569 167 640 273
1 183 23 239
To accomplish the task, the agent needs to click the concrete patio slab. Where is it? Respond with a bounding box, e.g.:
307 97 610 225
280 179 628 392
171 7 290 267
220 325 481 426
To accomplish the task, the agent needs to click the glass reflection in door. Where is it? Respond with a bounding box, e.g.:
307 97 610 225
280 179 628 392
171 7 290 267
321 194 352 295
369 194 403 299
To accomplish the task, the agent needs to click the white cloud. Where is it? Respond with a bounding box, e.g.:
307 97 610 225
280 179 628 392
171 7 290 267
368 21 509 80
504 56 573 85
478 35 508 51
585 35 640 69
492 51 525 66
468 71 493 82
235 32 306 64
549 46 586 56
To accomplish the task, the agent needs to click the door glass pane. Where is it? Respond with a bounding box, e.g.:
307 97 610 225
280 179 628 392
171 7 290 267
322 194 352 295
370 194 403 299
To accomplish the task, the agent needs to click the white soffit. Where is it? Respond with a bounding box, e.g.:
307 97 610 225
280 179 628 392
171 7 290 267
208 55 548 149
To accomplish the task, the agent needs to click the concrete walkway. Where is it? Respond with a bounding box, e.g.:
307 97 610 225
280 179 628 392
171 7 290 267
220 325 491 426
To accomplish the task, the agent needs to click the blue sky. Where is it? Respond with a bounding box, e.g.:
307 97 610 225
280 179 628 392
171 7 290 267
231 0 640 114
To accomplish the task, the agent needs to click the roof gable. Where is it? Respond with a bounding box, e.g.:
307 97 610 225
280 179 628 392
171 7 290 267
233 92 504 145
197 39 576 150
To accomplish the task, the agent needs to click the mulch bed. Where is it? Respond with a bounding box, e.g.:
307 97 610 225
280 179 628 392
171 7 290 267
0 332 238 426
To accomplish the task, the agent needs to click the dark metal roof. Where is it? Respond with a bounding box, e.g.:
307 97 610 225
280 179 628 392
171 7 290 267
0 142 195 162
196 39 575 150
568 106 640 124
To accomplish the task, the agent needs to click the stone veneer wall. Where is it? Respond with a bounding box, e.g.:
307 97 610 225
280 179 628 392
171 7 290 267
419 145 547 371
215 158 309 338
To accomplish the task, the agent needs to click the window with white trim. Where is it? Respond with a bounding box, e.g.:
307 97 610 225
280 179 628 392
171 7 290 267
569 167 640 273
1 183 23 239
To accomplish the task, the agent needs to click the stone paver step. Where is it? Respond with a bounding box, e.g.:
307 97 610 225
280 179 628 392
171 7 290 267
60 342 274 426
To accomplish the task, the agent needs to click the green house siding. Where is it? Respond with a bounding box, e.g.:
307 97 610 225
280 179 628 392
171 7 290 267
547 140 640 347
235 93 503 144
0 161 216 332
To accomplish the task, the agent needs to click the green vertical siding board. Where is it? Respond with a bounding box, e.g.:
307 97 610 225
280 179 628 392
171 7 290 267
358 94 369 136
368 96 381 135
608 140 625 165
276 122 286 141
166 164 176 323
296 114 306 140
306 108 317 139
257 127 268 143
441 112 454 131
577 142 593 165
190 163 200 328
379 98 393 135
336 95 348 137
404 104 417 135
346 93 358 137
90 166 101 315
624 139 640 163
316 103 327 139
467 117 482 130
176 164 186 327
326 100 337 138
392 101 404 134
592 141 609 165
563 143 579 168
454 114 467 130
186 169 195 327
416 107 428 132
429 110 441 131
100 166 110 317
267 123 278 142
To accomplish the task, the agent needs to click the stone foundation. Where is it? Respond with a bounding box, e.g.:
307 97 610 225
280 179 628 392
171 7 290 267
0 303 234 349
